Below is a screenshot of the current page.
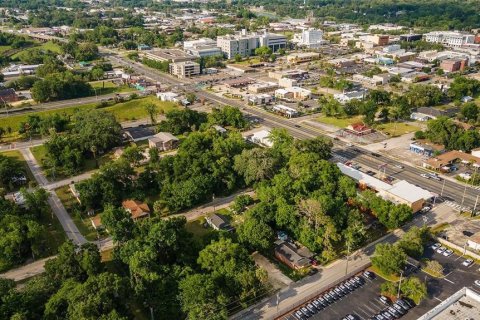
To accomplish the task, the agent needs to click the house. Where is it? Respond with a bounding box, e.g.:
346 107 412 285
424 150 480 171
123 126 156 142
0 88 18 103
156 91 179 102
247 128 273 147
206 214 233 231
122 200 151 221
346 123 373 135
410 112 434 122
333 90 366 104
274 240 311 270
148 132 179 151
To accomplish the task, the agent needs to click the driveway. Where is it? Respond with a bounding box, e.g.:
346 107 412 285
253 252 293 290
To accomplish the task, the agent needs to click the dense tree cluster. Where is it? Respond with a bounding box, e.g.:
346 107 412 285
424 117 480 151
0 154 27 191
448 76 480 101
358 190 412 229
0 188 52 272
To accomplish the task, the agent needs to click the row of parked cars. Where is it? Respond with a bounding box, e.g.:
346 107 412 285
289 272 369 320
374 295 414 320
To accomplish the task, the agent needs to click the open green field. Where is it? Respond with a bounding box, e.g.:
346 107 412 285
375 122 420 137
90 81 136 95
0 149 35 184
0 45 12 53
0 96 177 138
11 41 62 59
316 115 363 128
55 185 98 241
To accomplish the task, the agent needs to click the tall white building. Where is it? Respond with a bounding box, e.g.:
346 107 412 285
217 30 287 59
424 31 475 47
293 29 326 49
169 61 200 78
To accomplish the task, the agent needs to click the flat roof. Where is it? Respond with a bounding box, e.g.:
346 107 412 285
418 287 480 320
387 180 432 202
337 163 392 191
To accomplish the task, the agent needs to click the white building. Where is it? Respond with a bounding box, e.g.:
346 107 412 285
248 128 273 147
333 91 367 104
248 94 273 105
183 38 217 50
183 38 222 58
272 104 299 118
169 61 200 78
424 31 475 47
156 92 179 102
217 29 287 59
292 29 326 49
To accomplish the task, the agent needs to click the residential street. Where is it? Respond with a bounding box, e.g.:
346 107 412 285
0 257 55 282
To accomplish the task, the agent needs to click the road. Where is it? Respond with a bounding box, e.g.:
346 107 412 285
232 203 456 320
0 92 132 118
0 256 56 282
104 51 480 212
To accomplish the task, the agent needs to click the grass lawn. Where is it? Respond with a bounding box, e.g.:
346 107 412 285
316 115 363 128
375 122 420 137
0 45 12 53
90 81 136 95
55 185 98 241
0 149 35 184
0 96 177 138
11 41 62 59
39 206 67 256
185 218 213 239
368 265 400 282
234 57 262 65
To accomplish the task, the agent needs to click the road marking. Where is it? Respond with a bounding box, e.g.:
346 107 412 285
434 297 443 302
354 312 366 320
455 256 463 261
468 263 475 269
443 278 455 284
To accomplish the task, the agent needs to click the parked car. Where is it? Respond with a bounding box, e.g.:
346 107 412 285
379 295 390 305
463 259 474 267
421 206 432 213
443 249 453 257
436 246 446 254
363 271 375 280
431 243 441 250
475 280 480 287
392 303 406 315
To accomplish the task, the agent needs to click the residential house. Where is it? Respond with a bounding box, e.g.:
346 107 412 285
122 200 151 221
90 215 104 230
148 132 180 151
206 214 233 231
274 240 311 270
0 88 18 103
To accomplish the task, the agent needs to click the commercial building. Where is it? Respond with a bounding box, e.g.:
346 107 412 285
274 87 311 101
423 150 480 171
268 69 308 81
143 49 196 63
248 94 273 105
424 31 475 47
183 38 222 57
337 163 432 212
246 128 273 147
440 58 468 72
286 52 320 64
417 287 480 320
399 34 422 42
247 81 278 93
169 61 200 78
272 104 299 118
292 29 326 49
217 29 287 58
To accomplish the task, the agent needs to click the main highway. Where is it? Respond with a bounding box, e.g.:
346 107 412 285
103 51 480 211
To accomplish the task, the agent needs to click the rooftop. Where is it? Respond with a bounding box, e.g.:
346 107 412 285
418 287 480 320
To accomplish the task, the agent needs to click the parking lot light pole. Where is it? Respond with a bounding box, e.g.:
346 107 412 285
397 271 403 299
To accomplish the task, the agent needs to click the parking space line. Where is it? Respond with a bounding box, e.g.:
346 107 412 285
468 264 475 269
354 313 365 320
356 307 371 318
434 297 443 302
455 256 463 261
443 278 455 284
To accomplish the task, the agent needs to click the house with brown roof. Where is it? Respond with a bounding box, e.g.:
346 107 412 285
90 215 104 230
148 132 179 151
122 200 151 221
423 150 480 170
346 123 374 135
274 240 311 270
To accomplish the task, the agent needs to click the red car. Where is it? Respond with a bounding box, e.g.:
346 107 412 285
310 258 318 266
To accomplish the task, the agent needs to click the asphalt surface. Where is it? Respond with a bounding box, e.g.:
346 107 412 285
285 245 480 320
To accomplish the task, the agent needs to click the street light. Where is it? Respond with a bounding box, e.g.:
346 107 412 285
397 271 404 298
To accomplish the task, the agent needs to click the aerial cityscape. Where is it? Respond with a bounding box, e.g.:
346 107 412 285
1 0 480 319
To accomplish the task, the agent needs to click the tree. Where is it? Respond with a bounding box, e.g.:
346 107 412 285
234 54 242 62
75 42 99 61
398 226 430 258
400 277 427 304
186 93 196 105
448 76 480 100
234 148 280 185
0 154 26 190
254 46 272 61
293 136 332 160
21 188 50 219
91 67 104 81
158 109 208 135
425 260 443 276
231 194 254 214
460 102 479 122
371 243 406 276
145 103 159 125
101 205 135 243
237 215 274 251
122 145 144 167
207 106 247 129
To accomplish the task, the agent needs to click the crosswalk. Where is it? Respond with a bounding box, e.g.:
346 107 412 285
444 200 470 212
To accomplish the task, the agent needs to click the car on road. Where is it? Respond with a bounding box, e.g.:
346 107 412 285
353 148 361 153
379 295 390 305
463 259 474 267
429 173 442 181
421 206 432 213
475 280 480 287
443 249 453 257
436 246 446 254
294 124 301 128
363 271 375 280
420 173 430 179
366 170 376 176
431 243 441 250
394 164 404 169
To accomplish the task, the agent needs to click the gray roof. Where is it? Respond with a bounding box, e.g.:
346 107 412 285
274 241 311 268
207 214 231 230
149 132 179 143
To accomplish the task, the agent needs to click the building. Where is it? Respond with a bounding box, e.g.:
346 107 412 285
417 287 480 320
292 29 326 49
206 213 233 231
90 215 104 230
275 87 311 101
274 240 311 270
169 61 200 78
409 141 443 157
269 69 308 81
247 128 273 147
148 132 179 151
247 81 278 93
424 31 475 47
122 200 151 221
424 150 480 171
156 91 179 102
272 104 299 118
399 34 422 42
248 93 273 105
328 57 355 68
183 38 222 57
333 90 366 104
337 163 432 212
143 49 196 63
217 29 287 59
183 38 217 50
440 58 468 72
286 52 320 64
0 88 18 103
345 123 373 135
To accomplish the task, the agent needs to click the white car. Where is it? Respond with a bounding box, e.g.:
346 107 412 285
420 173 430 179
394 164 404 169
443 249 453 257
475 280 480 287
436 247 446 254
421 206 432 213
463 259 474 267
431 243 441 250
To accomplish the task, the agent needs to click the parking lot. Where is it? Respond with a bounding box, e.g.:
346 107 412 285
284 243 480 320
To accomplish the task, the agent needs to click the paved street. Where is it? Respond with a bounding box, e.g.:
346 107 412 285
0 256 56 282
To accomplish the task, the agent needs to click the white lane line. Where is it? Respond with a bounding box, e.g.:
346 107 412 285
354 312 366 320
443 278 455 284
434 297 443 302
468 263 475 269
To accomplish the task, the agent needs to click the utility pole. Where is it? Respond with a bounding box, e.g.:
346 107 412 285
440 179 446 196
461 184 467 208
473 194 479 215
345 243 350 276
397 271 403 298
